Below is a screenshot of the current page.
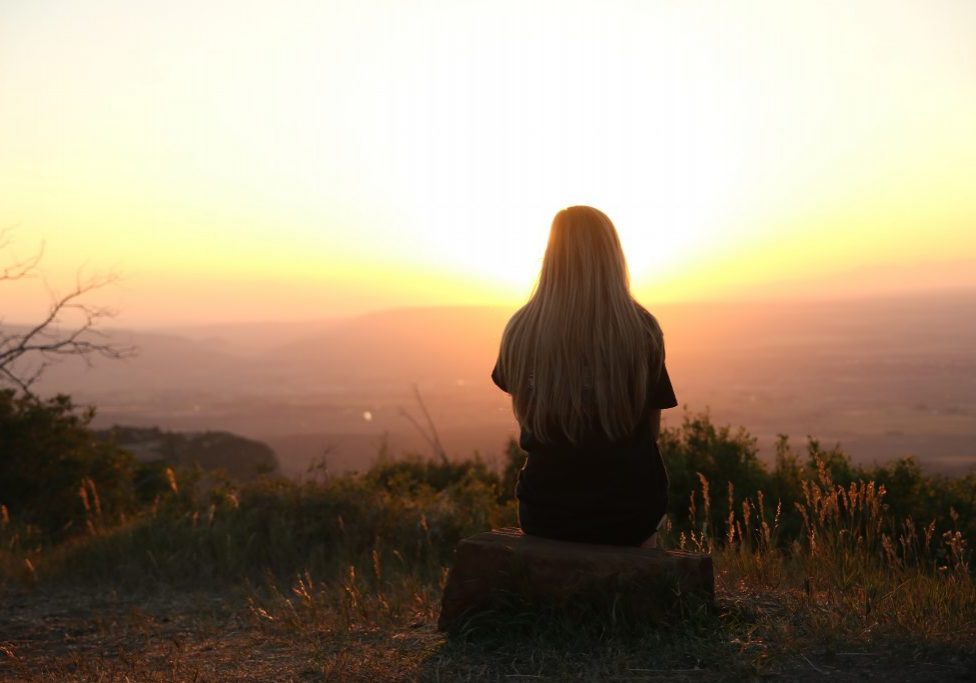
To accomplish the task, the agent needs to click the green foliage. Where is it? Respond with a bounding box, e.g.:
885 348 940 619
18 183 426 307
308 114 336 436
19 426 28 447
659 411 976 545
659 411 766 533
132 459 181 505
2 407 974 679
22 464 516 586
0 391 284 548
0 389 137 539
804 436 859 485
366 454 500 499
769 434 803 501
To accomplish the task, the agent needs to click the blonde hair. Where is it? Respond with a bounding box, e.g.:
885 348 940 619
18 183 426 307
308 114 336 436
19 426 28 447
498 206 663 445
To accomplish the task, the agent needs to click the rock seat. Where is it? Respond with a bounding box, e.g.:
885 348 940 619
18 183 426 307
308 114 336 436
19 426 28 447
438 527 714 631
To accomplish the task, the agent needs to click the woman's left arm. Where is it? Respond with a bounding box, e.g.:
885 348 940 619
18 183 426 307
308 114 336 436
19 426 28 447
649 409 662 442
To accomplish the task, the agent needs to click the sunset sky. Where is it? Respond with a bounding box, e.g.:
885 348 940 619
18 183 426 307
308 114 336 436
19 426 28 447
2 0 975 326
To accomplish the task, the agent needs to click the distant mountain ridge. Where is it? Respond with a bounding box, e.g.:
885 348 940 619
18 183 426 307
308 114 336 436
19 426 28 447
95 426 279 481
12 289 976 477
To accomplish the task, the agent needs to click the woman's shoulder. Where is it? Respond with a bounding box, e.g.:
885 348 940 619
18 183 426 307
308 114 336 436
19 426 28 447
633 302 664 341
501 305 529 335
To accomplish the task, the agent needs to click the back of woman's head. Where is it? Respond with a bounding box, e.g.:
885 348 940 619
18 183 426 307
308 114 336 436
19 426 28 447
499 206 663 445
537 206 631 305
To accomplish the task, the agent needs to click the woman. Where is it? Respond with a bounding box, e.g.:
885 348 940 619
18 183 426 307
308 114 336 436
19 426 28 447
491 205 677 547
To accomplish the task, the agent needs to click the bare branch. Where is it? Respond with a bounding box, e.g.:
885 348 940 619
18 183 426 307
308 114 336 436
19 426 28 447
0 232 137 395
398 384 448 463
0 226 16 250
0 229 43 283
0 364 33 394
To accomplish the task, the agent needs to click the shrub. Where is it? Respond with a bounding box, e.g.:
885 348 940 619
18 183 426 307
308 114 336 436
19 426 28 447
0 389 137 539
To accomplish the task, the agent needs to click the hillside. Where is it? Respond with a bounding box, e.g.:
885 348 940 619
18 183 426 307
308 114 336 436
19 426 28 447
94 426 279 481
2 414 973 680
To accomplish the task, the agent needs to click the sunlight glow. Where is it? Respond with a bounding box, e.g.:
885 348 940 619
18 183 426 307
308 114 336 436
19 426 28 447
1 1 974 324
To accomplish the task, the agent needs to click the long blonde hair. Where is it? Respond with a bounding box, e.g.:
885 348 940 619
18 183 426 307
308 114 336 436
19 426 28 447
498 206 663 445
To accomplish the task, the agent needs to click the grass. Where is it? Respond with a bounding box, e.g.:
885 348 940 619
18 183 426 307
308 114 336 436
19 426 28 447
1 434 975 680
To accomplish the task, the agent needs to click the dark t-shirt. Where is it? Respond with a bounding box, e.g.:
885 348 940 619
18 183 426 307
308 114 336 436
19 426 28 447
491 348 678 546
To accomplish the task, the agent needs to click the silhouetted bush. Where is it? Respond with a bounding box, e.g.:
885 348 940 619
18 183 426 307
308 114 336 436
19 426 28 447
2 395 973 586
0 389 137 539
366 455 500 498
659 410 976 545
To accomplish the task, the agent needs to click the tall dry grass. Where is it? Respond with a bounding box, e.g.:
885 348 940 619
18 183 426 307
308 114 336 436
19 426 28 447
665 458 975 654
2 430 974 678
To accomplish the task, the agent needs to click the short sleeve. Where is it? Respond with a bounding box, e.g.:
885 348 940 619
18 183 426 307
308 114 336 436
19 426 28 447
648 362 678 409
491 359 508 393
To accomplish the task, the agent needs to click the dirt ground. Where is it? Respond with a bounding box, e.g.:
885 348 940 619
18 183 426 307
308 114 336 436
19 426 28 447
0 587 437 682
2 587 974 682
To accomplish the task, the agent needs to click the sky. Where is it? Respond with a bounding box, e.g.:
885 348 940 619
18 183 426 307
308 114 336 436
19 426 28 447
1 0 975 327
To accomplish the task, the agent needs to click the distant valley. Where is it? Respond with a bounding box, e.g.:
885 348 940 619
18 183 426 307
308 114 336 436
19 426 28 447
27 289 976 477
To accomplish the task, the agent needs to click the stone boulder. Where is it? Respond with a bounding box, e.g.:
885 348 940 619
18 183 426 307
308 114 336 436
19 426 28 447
438 528 714 631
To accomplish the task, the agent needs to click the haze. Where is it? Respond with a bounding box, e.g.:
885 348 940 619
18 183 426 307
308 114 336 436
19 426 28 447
3 1 976 326
26 291 976 477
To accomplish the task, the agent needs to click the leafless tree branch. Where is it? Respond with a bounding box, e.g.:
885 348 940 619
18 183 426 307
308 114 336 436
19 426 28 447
398 383 448 463
0 232 137 395
0 226 44 283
